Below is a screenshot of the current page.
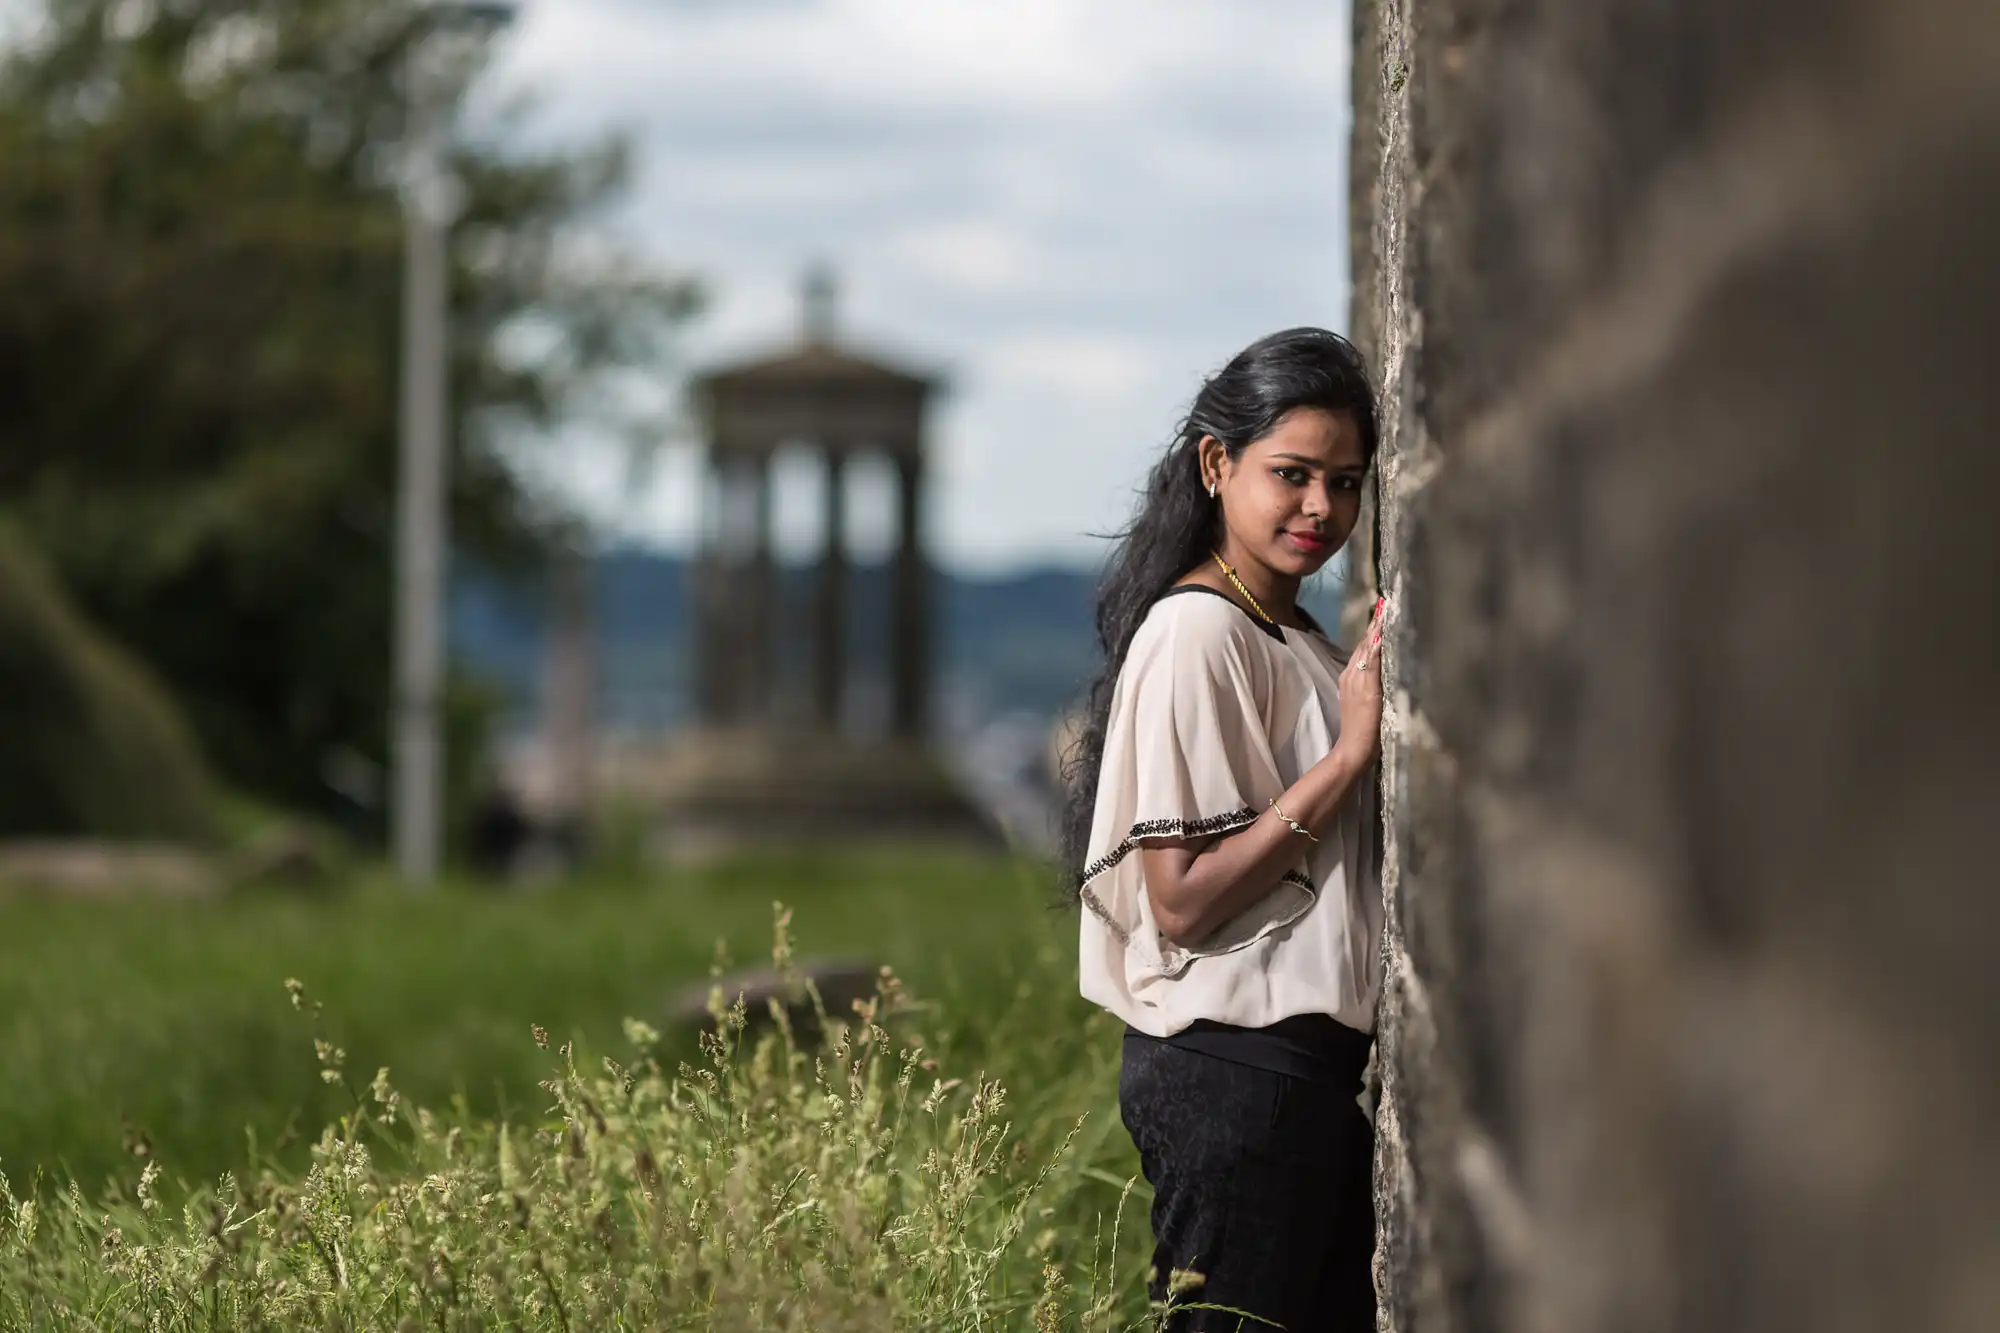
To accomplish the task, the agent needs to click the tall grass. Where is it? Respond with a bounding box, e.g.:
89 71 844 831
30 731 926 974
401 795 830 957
1 904 1179 1329
0 856 1266 1328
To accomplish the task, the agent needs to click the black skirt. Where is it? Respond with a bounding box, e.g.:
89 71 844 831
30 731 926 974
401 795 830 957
1119 1020 1377 1331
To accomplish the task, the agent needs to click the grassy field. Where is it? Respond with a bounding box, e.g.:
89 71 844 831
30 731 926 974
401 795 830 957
0 850 1184 1327
0 850 1133 1201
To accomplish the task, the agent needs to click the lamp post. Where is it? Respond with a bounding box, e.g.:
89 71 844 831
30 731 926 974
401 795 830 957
394 1 516 888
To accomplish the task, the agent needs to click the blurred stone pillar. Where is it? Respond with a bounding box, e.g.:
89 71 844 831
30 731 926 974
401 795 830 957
696 453 764 726
691 465 727 726
745 451 775 721
540 545 595 824
889 452 928 740
814 449 849 731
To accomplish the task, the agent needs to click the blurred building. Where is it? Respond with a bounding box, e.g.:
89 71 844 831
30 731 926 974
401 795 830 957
638 271 999 857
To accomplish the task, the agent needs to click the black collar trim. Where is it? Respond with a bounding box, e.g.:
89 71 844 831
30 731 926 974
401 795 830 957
1157 583 1327 643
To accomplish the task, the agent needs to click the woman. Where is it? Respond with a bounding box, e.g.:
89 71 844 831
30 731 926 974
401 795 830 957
1064 327 1385 1330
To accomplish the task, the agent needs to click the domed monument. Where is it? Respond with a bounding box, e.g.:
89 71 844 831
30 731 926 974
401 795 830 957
651 270 999 857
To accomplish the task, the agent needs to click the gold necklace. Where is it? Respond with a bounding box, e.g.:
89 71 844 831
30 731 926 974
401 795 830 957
1211 553 1278 627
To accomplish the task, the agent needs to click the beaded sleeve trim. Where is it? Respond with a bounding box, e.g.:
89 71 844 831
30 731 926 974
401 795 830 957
1078 807 1259 891
1079 807 1267 946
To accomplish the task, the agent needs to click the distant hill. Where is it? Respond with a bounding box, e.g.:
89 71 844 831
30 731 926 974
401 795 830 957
453 549 1350 739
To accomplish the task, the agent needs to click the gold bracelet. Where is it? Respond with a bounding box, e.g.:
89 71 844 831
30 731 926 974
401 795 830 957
1269 798 1320 843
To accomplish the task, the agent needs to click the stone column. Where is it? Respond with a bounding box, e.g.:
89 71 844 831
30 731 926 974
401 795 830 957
691 454 732 726
814 449 848 731
541 544 594 821
745 450 775 723
697 452 766 726
889 452 928 740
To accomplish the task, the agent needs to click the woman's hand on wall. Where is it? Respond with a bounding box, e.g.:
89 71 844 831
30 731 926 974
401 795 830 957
1335 598 1386 767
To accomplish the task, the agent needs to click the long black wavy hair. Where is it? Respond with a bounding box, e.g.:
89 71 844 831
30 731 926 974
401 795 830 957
1058 327 1379 894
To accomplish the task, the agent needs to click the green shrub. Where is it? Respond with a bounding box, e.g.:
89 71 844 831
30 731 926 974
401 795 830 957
0 524 215 842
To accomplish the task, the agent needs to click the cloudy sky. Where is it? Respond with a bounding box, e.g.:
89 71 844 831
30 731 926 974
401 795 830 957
0 1 1353 572
484 0 1356 573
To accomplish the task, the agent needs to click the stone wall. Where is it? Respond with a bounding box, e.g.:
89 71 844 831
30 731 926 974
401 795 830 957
1349 2 1999 1330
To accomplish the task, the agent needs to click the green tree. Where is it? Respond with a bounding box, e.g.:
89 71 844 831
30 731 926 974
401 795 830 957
0 0 696 827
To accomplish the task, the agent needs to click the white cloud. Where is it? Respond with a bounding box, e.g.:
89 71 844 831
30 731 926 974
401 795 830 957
506 0 1317 125
892 220 1044 295
985 334 1151 402
660 154 916 212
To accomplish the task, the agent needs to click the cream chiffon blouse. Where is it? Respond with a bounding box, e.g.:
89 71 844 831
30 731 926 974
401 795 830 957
1077 587 1384 1037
